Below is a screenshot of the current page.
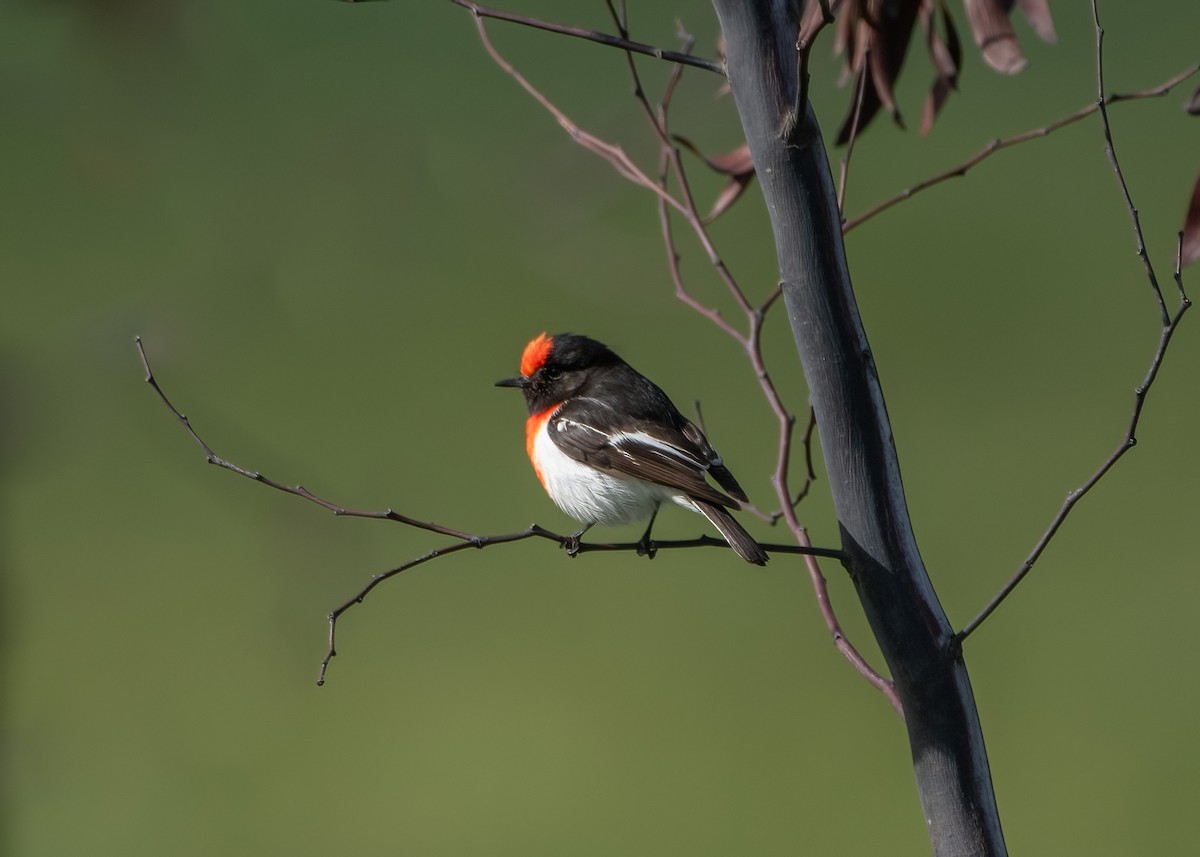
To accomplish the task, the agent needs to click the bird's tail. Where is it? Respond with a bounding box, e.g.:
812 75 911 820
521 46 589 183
693 500 768 566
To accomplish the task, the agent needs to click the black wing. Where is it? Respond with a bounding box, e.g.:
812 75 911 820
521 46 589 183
547 397 742 508
679 419 749 503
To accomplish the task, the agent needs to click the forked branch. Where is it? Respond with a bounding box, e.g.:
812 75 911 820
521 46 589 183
956 1 1192 644
480 2 901 713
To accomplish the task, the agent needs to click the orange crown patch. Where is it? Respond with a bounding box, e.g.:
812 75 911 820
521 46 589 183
520 332 554 377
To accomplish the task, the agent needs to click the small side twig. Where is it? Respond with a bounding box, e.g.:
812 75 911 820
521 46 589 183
788 406 820 511
639 29 898 712
838 45 872 216
1091 6 1169 326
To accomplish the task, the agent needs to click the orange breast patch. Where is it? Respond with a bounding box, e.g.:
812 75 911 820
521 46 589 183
525 404 560 487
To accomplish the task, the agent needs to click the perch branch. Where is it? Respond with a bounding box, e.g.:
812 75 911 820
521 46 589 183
137 337 844 683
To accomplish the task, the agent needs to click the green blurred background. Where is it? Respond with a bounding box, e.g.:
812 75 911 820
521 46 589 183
4 1 1198 854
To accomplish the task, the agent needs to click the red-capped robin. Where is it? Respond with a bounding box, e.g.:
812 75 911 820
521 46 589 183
497 333 767 565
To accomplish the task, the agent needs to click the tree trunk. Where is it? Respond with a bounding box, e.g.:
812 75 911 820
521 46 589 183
709 2 1007 854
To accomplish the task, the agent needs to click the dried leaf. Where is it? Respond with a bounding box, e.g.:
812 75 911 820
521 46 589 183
673 139 757 221
1182 173 1200 268
702 143 755 177
817 0 1055 141
926 1 961 79
835 1 923 143
674 138 752 176
919 0 962 135
964 0 1027 74
706 174 757 222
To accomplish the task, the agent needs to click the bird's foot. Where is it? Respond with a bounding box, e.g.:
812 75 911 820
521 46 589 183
636 511 658 560
563 524 592 558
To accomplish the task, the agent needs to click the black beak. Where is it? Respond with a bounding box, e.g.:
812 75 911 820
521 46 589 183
495 376 527 388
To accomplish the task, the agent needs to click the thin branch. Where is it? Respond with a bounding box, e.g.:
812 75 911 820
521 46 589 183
789 406 820 510
594 11 754 338
603 5 746 341
597 9 758 324
136 338 477 539
1175 232 1190 302
448 0 725 75
747 309 901 715
319 525 846 685
1091 5 1169 325
958 284 1190 643
956 4 1193 644
656 150 748 343
843 61 1200 233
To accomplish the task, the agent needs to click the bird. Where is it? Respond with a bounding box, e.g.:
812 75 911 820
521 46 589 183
496 332 768 565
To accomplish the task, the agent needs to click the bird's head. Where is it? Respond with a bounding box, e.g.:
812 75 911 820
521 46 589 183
496 332 622 414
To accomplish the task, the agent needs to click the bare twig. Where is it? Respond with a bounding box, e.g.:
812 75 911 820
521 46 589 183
837 46 871 215
1091 6 1169 325
843 61 1200 233
135 338 477 539
789 406 820 510
959 266 1190 642
956 3 1193 644
448 0 725 75
793 0 835 135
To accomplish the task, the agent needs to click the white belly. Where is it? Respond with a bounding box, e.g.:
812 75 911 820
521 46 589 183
532 423 691 525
